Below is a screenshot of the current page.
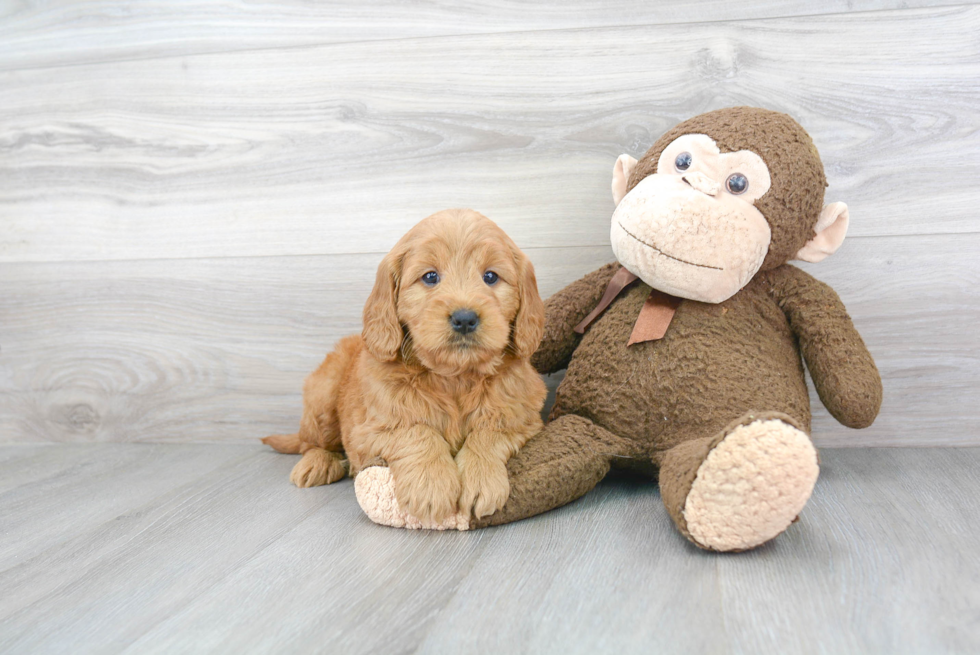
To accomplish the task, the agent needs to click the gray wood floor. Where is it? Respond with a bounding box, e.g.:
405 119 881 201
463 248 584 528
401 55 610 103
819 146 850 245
0 444 977 654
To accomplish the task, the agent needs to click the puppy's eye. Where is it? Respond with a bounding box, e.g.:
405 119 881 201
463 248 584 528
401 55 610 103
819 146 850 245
421 271 440 286
726 173 748 195
674 152 692 172
483 271 499 286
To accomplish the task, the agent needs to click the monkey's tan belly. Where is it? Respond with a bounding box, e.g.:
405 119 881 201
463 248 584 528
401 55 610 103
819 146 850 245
551 281 811 454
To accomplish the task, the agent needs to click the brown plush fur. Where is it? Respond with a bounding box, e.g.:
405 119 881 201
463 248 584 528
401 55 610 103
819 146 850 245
264 209 546 523
468 108 883 549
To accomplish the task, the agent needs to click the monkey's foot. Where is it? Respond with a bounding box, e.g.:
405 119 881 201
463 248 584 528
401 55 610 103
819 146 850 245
683 418 819 551
354 466 471 531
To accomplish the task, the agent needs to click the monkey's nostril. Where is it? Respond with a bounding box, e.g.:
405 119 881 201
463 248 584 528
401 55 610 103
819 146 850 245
682 172 720 196
449 309 480 335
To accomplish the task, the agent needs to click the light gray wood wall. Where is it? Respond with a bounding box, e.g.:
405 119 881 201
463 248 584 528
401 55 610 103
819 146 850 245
1 2 978 446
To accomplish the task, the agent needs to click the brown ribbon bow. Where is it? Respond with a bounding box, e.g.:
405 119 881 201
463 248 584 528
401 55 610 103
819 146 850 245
573 266 681 345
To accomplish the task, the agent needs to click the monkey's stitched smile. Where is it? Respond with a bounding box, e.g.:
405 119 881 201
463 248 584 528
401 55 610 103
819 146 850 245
617 221 723 271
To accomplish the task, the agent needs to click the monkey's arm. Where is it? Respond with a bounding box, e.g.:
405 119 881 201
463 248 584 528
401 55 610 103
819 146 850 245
769 265 883 429
531 262 620 375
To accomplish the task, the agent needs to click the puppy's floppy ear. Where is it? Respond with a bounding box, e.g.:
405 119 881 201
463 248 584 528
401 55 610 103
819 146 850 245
362 249 404 362
510 250 545 359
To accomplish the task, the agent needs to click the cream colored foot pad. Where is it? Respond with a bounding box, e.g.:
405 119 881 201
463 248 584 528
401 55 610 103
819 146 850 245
353 466 470 531
684 419 819 551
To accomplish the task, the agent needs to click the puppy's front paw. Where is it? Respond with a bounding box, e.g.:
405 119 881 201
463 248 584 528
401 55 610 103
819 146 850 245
355 466 469 531
393 457 461 524
457 449 509 519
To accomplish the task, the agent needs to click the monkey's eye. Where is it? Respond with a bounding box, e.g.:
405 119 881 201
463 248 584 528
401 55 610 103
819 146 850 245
726 173 749 195
421 271 440 286
674 152 693 172
483 271 499 286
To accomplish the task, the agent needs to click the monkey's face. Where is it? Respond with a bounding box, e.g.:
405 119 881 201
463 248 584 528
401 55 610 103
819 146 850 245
610 134 774 304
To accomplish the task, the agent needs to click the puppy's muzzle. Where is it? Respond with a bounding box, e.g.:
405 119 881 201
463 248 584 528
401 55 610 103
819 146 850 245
449 309 480 335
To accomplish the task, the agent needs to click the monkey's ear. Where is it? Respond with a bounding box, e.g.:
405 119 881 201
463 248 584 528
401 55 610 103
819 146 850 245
362 250 404 362
612 154 639 206
795 202 849 263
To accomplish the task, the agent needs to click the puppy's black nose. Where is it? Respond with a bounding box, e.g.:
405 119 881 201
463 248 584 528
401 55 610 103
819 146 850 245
450 309 480 335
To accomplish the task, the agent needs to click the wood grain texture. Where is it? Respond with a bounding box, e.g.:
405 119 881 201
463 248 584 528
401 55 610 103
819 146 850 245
2 6 979 264
0 246 608 445
0 444 249 570
2 3 978 448
0 444 977 654
2 234 976 446
0 1 965 71
420 448 980 653
796 235 980 446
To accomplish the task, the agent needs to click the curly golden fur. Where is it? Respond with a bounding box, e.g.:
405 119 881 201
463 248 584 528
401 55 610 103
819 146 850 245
263 209 547 523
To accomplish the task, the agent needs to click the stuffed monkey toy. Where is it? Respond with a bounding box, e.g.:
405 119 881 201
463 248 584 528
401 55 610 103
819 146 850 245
356 106 883 551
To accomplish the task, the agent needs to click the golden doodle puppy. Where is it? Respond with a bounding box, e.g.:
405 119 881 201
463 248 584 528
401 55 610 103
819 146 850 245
263 209 546 523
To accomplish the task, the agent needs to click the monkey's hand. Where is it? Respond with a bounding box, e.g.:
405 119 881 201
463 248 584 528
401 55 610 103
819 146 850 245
771 265 883 429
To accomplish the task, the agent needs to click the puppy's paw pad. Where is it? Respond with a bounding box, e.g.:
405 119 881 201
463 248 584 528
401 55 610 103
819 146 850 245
355 467 469 531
